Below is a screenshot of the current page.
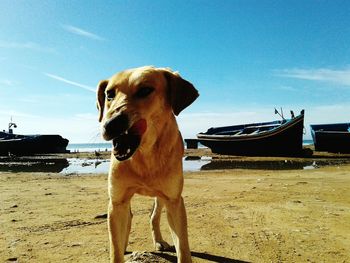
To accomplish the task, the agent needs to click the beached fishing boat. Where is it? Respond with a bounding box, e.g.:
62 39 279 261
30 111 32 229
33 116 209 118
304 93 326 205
197 110 305 156
0 121 69 155
310 123 350 153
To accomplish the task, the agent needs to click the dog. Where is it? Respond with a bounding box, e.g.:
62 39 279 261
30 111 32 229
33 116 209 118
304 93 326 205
97 66 199 263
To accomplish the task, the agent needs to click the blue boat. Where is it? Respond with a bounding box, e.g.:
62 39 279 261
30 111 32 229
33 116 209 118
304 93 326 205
310 123 350 153
197 110 305 156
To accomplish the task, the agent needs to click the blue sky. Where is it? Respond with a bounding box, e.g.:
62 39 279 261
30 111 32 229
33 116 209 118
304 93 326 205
1 0 350 143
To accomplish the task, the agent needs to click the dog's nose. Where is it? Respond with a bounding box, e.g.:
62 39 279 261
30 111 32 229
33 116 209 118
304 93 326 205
102 113 129 141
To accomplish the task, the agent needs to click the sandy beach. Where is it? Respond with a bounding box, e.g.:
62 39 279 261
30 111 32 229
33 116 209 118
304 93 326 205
1 149 350 263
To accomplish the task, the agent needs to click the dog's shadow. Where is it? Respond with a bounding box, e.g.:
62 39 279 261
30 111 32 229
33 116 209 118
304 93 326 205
151 250 250 263
126 249 250 263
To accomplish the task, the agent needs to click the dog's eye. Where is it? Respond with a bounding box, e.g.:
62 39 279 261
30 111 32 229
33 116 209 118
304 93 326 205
106 90 115 101
135 86 154 98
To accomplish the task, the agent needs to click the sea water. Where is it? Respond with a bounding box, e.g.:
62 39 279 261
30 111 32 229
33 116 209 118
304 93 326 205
67 143 111 152
60 157 211 174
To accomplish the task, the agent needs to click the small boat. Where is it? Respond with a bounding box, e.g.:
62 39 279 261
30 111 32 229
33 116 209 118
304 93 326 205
197 110 305 156
310 123 350 153
0 120 69 156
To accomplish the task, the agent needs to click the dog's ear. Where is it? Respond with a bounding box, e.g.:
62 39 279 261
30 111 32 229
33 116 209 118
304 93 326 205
97 80 108 122
164 71 199 116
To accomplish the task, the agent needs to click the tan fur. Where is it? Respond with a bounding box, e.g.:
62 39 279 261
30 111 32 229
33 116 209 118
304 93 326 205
97 66 199 263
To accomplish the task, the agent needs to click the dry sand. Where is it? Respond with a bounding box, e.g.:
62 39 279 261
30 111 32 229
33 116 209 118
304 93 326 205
1 151 350 262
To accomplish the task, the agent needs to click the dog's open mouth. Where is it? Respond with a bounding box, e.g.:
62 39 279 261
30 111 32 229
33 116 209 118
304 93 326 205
112 119 147 161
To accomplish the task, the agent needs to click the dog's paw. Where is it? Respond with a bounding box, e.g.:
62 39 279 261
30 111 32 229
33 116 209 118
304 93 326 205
155 241 172 251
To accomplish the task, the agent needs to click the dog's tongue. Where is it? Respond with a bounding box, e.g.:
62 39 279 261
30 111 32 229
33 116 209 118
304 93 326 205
129 119 147 136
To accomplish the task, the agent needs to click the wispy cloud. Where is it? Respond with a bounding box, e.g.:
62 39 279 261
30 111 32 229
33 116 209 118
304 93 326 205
278 85 297 92
44 72 95 92
0 79 19 87
0 40 55 53
178 109 276 138
275 68 350 86
74 113 97 120
62 24 105 41
0 109 40 119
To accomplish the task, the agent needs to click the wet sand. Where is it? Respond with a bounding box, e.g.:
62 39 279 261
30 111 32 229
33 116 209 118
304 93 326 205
1 149 350 262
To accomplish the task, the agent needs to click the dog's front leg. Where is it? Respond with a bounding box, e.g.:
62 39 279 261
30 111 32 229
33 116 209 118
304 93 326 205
165 197 192 263
108 200 131 263
150 197 171 251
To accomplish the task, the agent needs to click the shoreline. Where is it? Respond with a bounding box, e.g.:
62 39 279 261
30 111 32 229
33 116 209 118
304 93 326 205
1 147 350 174
2 145 350 161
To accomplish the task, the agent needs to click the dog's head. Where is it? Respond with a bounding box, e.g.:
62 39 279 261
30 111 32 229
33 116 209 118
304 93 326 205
97 66 199 161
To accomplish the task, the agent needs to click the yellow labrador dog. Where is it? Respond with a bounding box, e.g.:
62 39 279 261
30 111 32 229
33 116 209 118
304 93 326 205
97 66 199 263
